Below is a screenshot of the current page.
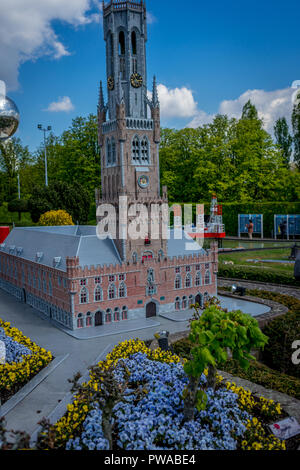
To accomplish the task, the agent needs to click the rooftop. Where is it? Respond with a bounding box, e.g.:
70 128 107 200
1 226 205 272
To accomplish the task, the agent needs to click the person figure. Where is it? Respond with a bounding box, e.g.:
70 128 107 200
246 220 254 239
279 220 287 240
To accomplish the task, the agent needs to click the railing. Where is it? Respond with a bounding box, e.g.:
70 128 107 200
104 0 144 14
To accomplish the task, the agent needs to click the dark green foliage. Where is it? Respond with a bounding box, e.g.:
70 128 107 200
7 198 29 221
274 117 293 167
218 264 299 286
241 100 259 120
28 181 91 224
292 95 300 168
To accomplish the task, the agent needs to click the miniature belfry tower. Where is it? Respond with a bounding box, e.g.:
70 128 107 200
96 0 168 263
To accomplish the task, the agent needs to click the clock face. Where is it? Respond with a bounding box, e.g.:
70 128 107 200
138 175 149 189
131 73 143 89
107 76 114 91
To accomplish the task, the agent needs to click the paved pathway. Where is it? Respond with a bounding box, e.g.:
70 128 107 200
219 278 300 300
0 289 189 436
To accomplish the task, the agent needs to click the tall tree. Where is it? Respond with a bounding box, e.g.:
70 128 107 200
274 117 293 167
241 100 259 121
292 91 300 168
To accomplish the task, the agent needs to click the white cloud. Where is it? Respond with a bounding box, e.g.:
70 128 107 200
146 12 157 24
150 84 198 119
0 0 101 90
45 96 74 112
188 87 295 133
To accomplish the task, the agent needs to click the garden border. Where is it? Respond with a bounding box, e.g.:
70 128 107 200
218 276 300 290
29 344 115 446
0 354 69 419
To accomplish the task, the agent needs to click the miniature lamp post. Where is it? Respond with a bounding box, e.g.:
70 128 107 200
37 124 52 187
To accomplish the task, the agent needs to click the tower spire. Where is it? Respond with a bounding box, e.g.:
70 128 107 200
98 80 105 111
152 75 159 108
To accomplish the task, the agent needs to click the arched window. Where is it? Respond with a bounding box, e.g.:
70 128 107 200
108 32 114 75
182 296 187 309
205 270 211 285
106 138 112 166
142 251 153 261
114 308 120 322
108 283 116 300
131 31 137 55
175 297 181 311
111 138 116 165
204 292 209 305
94 286 102 302
119 282 127 298
158 250 164 261
77 314 84 329
188 295 194 307
80 287 88 304
195 271 202 287
119 31 125 55
132 136 140 164
122 306 128 320
86 312 92 327
185 273 192 288
132 252 138 264
105 309 112 324
140 136 149 164
175 275 181 290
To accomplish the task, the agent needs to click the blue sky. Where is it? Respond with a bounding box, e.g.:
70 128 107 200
1 0 299 151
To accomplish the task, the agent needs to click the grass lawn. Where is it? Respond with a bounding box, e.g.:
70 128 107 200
219 248 294 276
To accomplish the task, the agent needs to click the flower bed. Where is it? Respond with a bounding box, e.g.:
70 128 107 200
38 340 286 451
0 319 53 404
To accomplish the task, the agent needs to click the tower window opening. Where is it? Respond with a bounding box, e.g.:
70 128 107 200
131 31 137 55
132 136 141 164
132 58 137 74
119 31 125 55
141 137 149 164
111 138 116 164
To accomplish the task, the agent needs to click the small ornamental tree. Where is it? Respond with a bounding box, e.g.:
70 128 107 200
39 210 74 227
182 303 268 422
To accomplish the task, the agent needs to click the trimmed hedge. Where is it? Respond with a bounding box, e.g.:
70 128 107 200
218 264 299 286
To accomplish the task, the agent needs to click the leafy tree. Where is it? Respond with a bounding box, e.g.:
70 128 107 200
28 181 90 224
274 117 293 167
0 138 33 202
292 92 300 168
241 100 259 120
182 302 268 422
7 199 29 221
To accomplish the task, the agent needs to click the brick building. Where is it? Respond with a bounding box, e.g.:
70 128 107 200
0 0 218 331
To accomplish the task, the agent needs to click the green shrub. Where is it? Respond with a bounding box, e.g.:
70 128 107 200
218 264 299 286
173 338 300 399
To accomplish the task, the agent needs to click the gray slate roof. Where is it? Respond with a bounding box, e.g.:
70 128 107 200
1 226 205 272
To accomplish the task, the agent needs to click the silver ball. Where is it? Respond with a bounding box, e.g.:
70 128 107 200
0 94 20 142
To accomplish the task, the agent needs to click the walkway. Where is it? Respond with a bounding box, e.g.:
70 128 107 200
0 289 189 436
218 278 300 300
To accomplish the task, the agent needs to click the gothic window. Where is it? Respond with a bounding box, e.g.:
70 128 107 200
95 276 101 284
119 274 126 281
86 313 92 327
195 272 202 287
108 283 116 300
80 287 88 304
122 306 128 320
175 297 181 311
140 136 149 164
182 296 187 310
131 31 137 55
204 292 209 305
80 279 87 286
109 275 115 282
189 295 194 307
119 282 127 298
94 286 103 302
185 273 192 288
114 308 120 322
175 275 181 290
147 285 156 296
49 280 53 296
205 270 211 285
108 33 114 75
158 250 164 261
119 31 125 55
142 252 153 261
106 309 112 324
106 138 112 166
132 252 138 264
111 138 116 164
77 314 84 329
132 136 140 164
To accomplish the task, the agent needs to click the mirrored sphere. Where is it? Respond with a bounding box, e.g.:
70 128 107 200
0 94 20 142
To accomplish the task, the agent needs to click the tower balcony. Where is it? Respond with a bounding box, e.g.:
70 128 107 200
102 118 154 134
103 0 144 16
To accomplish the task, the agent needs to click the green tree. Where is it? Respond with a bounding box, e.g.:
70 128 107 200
274 117 293 167
241 100 259 120
292 92 300 168
28 181 91 224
